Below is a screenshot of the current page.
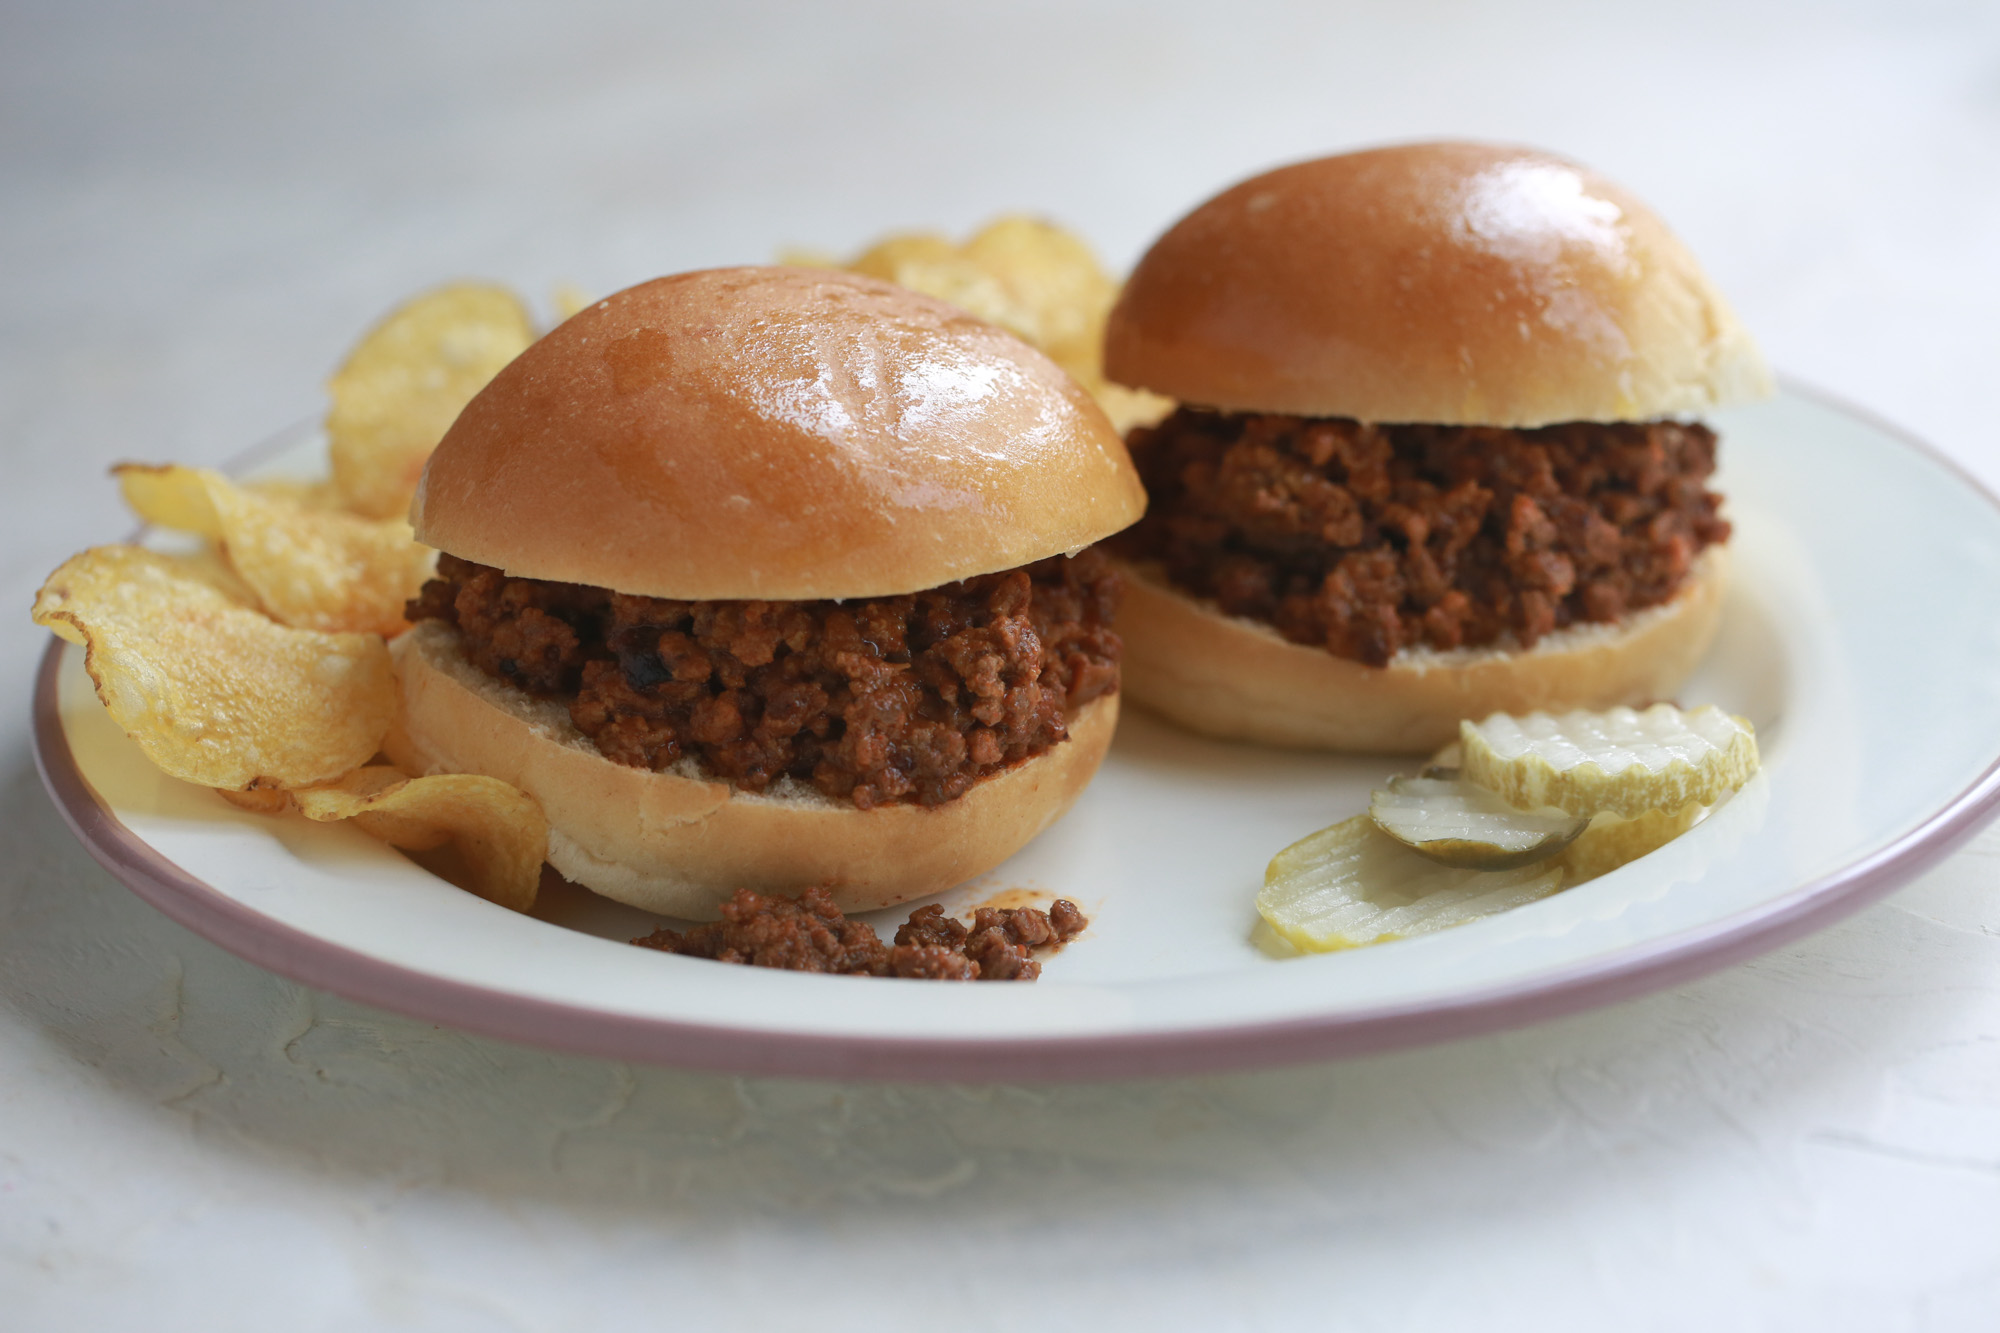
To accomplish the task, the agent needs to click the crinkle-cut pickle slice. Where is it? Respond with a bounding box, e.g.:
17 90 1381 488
1369 773 1591 871
1557 804 1707 884
1259 815 1565 953
1422 740 1462 780
1461 704 1758 820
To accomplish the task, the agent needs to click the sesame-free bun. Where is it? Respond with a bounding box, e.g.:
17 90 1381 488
414 266 1146 600
385 621 1118 919
1113 547 1728 754
1105 142 1771 427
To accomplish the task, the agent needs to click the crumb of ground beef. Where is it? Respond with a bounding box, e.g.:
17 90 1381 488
407 549 1122 809
894 902 970 952
1112 408 1729 666
632 887 1089 981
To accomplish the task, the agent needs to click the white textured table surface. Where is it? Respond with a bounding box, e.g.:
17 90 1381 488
5 3 1999 1328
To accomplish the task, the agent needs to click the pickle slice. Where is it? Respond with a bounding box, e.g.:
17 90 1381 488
1258 815 1565 952
1461 704 1758 820
1420 740 1463 780
1556 804 1706 884
1369 774 1590 871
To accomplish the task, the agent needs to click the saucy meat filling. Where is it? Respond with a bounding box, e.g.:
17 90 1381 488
406 550 1122 809
632 885 1088 981
1113 409 1729 667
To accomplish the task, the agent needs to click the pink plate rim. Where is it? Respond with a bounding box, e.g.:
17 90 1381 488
30 381 2000 1082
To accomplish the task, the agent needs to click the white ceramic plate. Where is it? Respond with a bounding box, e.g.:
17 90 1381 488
35 386 2000 1079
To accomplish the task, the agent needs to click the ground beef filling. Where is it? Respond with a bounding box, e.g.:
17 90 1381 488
632 885 1088 981
1113 408 1730 667
405 551 1121 810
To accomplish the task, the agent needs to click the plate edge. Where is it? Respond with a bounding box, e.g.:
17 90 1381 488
35 628 2000 1082
27 388 2000 1082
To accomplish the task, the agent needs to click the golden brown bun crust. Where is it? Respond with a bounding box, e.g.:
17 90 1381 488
1113 547 1728 753
1105 142 1771 426
415 267 1146 599
385 621 1117 918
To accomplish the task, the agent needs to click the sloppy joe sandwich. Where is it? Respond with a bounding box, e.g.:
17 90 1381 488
1103 141 1771 751
391 266 1146 918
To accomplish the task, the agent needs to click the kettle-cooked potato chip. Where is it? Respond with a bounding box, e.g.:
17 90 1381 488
551 283 594 322
327 282 535 519
960 215 1118 372
847 232 1018 328
113 463 223 534
240 477 345 511
214 783 293 815
286 767 546 912
33 546 395 790
116 464 432 637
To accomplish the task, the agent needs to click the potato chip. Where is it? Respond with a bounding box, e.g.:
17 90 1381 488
240 477 345 511
1091 382 1177 437
962 215 1118 371
137 538 265 608
851 232 1017 321
326 283 535 519
115 463 432 638
551 283 594 322
114 463 222 534
287 766 546 912
814 217 1173 434
214 783 293 815
33 546 394 789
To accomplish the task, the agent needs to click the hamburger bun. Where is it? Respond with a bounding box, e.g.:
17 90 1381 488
416 266 1146 599
1105 141 1771 428
398 266 1144 915
1113 547 1727 754
1101 143 1762 751
387 622 1119 918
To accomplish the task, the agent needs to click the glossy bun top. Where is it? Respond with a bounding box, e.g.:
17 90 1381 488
415 267 1146 599
1105 142 1771 426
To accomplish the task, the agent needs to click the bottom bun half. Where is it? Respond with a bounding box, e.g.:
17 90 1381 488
1114 546 1728 754
384 620 1118 919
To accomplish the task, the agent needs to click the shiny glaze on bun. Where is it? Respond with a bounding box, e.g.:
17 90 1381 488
1105 142 1770 426
416 266 1147 600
